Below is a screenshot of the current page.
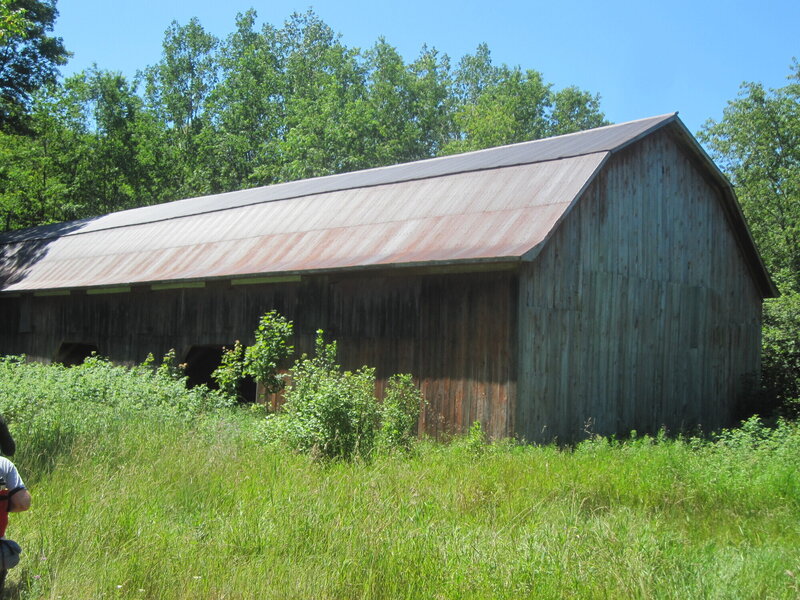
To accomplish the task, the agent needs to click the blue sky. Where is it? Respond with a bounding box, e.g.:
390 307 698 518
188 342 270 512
54 0 798 137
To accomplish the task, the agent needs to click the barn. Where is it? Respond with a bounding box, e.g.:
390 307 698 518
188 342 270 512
0 114 777 442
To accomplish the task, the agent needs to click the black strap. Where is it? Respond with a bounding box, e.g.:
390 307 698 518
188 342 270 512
3 487 24 515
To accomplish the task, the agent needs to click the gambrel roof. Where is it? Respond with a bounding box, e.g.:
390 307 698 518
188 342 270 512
0 114 777 297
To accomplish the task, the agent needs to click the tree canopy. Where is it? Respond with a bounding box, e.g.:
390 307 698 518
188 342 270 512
0 0 68 132
700 60 800 294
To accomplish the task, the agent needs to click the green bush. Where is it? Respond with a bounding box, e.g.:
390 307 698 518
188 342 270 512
243 310 294 394
0 352 233 459
262 330 423 460
211 340 245 398
263 331 379 460
212 311 294 398
761 291 800 416
377 373 424 451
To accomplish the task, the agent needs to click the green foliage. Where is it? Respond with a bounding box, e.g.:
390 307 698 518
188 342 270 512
0 0 69 132
699 60 800 293
243 310 293 394
441 43 607 154
261 328 427 461
1 356 799 597
376 373 424 451
761 291 800 415
10 407 800 599
0 82 82 228
264 330 380 461
211 340 245 398
464 419 488 453
0 64 180 228
0 0 27 42
205 9 283 190
142 17 219 198
209 312 294 400
0 353 233 461
155 347 185 380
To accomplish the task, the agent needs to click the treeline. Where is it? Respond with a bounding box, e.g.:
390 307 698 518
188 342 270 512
0 8 606 230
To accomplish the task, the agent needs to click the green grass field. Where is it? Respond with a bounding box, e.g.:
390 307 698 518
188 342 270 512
1 357 798 599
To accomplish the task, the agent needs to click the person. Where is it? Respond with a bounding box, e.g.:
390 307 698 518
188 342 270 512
0 457 30 513
0 455 27 580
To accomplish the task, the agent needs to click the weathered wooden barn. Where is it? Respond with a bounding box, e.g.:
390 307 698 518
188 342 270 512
0 114 777 441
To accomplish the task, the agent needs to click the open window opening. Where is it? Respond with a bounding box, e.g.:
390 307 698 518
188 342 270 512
183 345 257 402
55 342 99 366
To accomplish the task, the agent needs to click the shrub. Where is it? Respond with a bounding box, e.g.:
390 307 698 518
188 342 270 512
377 374 424 451
761 291 800 417
211 340 245 399
0 352 233 458
212 311 294 399
244 310 294 394
261 329 425 461
264 331 379 460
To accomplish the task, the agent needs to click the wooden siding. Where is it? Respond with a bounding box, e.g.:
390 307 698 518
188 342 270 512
517 129 763 443
0 270 517 438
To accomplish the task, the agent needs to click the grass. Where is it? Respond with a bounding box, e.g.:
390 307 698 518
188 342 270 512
0 356 798 599
2 414 797 599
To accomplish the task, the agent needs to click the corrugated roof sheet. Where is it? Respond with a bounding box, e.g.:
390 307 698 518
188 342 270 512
0 154 607 290
0 112 774 296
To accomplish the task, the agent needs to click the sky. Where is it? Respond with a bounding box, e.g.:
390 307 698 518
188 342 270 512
53 0 799 138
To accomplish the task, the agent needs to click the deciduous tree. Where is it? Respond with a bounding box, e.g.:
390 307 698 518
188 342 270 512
142 17 218 197
0 0 68 131
699 60 800 293
442 44 606 154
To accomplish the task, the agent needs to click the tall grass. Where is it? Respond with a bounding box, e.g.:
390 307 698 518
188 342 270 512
0 357 798 598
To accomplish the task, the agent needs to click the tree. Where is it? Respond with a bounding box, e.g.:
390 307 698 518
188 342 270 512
60 68 153 215
0 0 27 41
442 44 607 155
0 0 68 132
272 10 370 181
361 40 452 165
243 310 294 394
0 83 83 229
548 85 607 136
206 9 284 191
142 17 218 197
699 60 800 293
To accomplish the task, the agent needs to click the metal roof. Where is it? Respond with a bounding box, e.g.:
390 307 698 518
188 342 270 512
0 113 776 296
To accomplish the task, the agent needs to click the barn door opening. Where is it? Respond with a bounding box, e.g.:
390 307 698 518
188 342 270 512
183 345 256 402
55 342 98 366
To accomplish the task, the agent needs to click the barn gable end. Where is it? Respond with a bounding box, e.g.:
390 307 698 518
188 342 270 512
517 126 765 441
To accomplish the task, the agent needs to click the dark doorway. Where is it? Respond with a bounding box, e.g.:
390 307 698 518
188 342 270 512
55 342 99 366
182 345 256 402
183 345 225 389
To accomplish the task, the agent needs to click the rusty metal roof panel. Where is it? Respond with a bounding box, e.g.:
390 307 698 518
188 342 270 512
1 151 608 291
